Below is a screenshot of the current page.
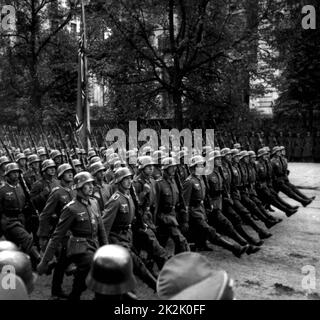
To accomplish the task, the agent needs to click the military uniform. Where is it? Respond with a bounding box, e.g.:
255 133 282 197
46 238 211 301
155 174 189 254
152 166 162 181
102 190 158 291
24 168 41 190
206 167 248 246
0 182 35 255
220 161 268 242
272 155 311 205
42 195 108 299
176 164 189 183
92 181 113 211
255 158 296 214
38 183 76 297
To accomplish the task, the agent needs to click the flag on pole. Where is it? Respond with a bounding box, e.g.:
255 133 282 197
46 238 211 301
76 0 91 152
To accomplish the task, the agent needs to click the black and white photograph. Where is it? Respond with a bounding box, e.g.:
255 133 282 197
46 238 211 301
0 0 319 305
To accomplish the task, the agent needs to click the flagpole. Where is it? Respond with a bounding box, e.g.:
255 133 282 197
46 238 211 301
81 0 90 152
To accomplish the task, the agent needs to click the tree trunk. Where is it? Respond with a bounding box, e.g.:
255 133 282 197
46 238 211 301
173 90 183 130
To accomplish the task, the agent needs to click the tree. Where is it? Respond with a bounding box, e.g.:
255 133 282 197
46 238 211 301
89 0 276 129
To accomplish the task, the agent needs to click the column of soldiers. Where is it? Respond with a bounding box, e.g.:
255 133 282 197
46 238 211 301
0 133 316 300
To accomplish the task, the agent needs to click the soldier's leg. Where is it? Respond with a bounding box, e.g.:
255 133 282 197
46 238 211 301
208 209 248 246
169 226 190 254
222 202 263 246
51 244 70 298
69 251 94 300
241 193 278 229
133 228 170 270
285 181 315 201
251 194 282 223
275 181 310 205
130 249 157 292
192 217 248 258
233 199 272 239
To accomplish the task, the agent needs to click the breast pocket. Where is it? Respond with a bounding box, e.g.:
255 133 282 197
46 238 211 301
76 212 88 222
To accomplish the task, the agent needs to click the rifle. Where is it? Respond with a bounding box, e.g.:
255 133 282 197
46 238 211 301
27 129 38 154
0 136 38 216
55 123 77 174
68 123 80 160
40 125 51 157
130 184 147 231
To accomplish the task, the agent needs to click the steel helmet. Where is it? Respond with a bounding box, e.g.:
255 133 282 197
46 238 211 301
23 148 32 157
162 157 178 170
142 146 153 155
271 146 281 155
0 251 37 294
113 159 126 170
72 159 82 167
0 241 19 252
89 156 101 165
234 143 241 150
86 245 137 295
57 163 73 179
0 156 10 167
41 159 56 172
231 149 240 158
27 154 41 165
15 153 27 162
90 162 105 176
220 148 232 157
138 156 156 170
263 146 270 153
238 151 249 160
5 163 21 176
189 155 205 168
257 148 268 158
38 148 47 157
209 150 222 161
248 151 256 157
74 171 95 189
50 150 62 160
88 150 97 160
114 167 133 184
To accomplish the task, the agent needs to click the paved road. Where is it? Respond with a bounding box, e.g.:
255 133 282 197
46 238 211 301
31 163 320 300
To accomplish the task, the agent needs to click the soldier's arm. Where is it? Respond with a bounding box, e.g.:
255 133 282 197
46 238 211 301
102 196 120 239
133 180 147 204
97 214 108 246
182 179 193 207
38 189 59 238
30 181 50 209
41 206 76 263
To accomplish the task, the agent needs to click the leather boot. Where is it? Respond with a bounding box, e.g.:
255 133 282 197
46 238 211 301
235 224 264 246
214 236 248 258
246 245 261 255
244 215 272 240
302 198 312 207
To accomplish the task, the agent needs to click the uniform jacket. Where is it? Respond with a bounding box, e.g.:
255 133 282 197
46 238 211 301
42 195 107 262
155 174 187 226
38 183 76 238
92 181 113 211
30 177 60 212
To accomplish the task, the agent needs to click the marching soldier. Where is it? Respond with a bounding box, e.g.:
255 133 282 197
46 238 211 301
182 155 248 257
133 156 170 271
271 147 313 207
255 149 298 217
236 150 278 229
15 153 28 174
72 159 84 174
90 161 113 211
37 172 108 300
38 163 76 299
206 151 259 254
24 154 41 189
154 157 190 254
30 160 59 212
102 167 158 292
50 150 63 167
0 156 10 188
0 163 42 266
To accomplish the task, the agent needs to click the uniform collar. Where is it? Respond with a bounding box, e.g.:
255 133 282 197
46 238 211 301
77 194 91 206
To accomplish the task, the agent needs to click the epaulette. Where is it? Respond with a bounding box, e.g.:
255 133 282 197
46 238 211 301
185 176 192 181
110 192 120 201
62 200 76 211
51 186 61 193
156 177 163 182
